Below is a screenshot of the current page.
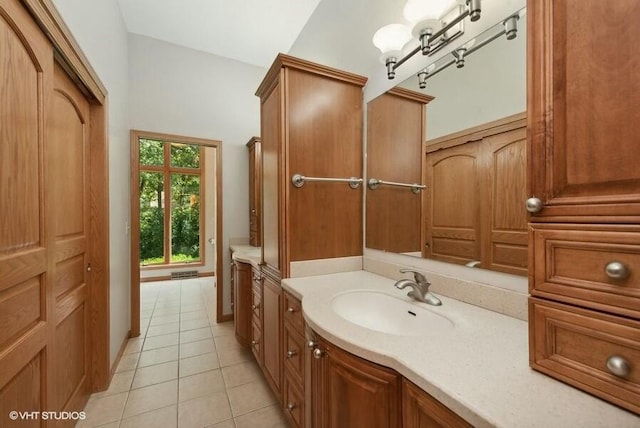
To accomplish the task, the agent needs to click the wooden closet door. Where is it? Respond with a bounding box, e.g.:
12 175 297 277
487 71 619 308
481 127 528 275
0 0 53 423
49 63 92 420
424 142 481 264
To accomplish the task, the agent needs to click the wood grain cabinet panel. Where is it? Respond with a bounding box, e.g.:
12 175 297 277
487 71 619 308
313 337 402 428
530 298 640 414
233 261 252 347
528 0 640 220
247 137 261 247
402 379 472 428
262 274 282 397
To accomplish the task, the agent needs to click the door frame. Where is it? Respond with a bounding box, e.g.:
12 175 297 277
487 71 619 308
130 130 224 336
20 0 111 390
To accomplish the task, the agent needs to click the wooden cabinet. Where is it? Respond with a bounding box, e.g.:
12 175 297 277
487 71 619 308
232 260 252 347
527 0 640 414
247 137 261 246
425 114 527 275
312 335 402 428
402 379 472 428
262 272 282 397
256 54 367 279
250 266 263 364
309 334 471 427
282 291 305 427
366 88 433 254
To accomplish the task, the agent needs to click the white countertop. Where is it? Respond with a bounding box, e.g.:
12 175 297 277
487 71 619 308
230 244 261 268
282 270 639 428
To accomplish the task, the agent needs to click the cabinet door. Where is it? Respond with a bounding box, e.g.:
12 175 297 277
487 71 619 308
313 337 401 428
247 138 262 246
403 379 472 428
425 142 481 264
528 0 640 220
481 127 528 275
233 261 252 347
262 274 282 396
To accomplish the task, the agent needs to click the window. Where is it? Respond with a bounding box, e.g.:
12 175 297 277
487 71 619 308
138 137 203 266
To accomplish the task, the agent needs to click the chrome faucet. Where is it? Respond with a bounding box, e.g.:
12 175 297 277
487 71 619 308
394 268 442 306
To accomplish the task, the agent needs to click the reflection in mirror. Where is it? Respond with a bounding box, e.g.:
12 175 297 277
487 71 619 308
366 7 527 275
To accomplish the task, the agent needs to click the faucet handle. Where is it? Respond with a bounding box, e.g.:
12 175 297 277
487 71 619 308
399 268 429 285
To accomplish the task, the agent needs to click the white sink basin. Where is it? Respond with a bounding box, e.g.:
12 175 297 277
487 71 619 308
331 290 454 336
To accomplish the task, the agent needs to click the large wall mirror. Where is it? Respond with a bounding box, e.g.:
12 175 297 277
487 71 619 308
366 6 527 276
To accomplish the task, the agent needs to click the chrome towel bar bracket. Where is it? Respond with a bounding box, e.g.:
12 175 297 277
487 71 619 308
368 178 426 194
291 173 363 189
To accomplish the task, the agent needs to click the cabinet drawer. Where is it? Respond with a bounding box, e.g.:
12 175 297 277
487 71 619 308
531 225 640 317
283 291 304 332
283 374 305 428
284 323 305 385
529 298 640 414
251 288 262 322
251 322 262 364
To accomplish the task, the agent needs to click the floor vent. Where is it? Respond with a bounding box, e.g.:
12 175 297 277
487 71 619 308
170 270 198 280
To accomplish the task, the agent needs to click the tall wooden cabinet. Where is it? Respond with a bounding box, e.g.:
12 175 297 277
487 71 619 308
425 114 528 275
256 54 367 279
246 137 261 247
527 0 640 414
366 88 433 254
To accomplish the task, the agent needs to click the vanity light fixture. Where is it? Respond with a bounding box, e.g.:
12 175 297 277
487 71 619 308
373 0 482 80
413 8 524 88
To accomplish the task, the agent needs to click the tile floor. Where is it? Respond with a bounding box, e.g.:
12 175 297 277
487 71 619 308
79 278 288 428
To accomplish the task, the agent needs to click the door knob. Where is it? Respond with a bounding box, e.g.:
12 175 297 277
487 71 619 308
525 197 543 213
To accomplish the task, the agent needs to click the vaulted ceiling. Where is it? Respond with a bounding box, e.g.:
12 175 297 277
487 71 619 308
116 0 321 68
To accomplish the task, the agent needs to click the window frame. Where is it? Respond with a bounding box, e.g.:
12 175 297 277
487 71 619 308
137 136 205 269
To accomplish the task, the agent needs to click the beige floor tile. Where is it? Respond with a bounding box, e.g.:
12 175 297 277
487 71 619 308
180 327 212 344
138 346 179 368
180 353 220 377
115 353 140 373
122 380 178 418
217 344 253 368
181 303 205 312
180 317 210 331
123 338 144 355
147 322 180 337
180 338 216 359
227 379 277 416
153 307 181 317
92 370 135 398
178 392 232 428
132 360 178 389
206 418 236 428
150 313 180 326
210 322 234 337
221 361 262 389
143 332 180 351
119 404 177 428
94 422 120 428
180 310 208 322
77 392 128 427
234 404 288 428
179 369 225 402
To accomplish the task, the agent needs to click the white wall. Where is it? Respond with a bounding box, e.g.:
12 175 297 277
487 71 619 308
51 0 131 366
128 34 266 316
422 19 527 140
